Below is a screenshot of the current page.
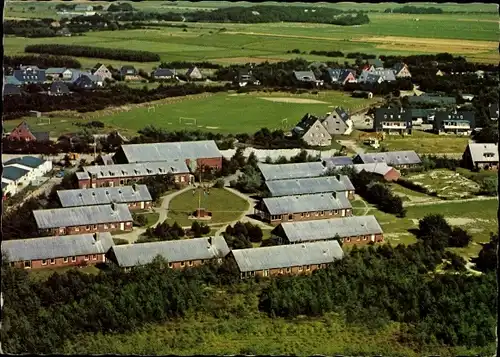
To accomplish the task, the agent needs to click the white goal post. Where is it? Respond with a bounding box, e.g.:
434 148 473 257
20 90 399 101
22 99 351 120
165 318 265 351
37 117 51 125
179 117 197 126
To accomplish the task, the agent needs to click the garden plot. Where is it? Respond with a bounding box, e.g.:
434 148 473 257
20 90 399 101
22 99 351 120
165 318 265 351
407 169 479 199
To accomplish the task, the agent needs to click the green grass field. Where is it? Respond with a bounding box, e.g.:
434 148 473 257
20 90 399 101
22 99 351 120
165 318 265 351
3 91 377 137
4 6 498 68
406 169 480 199
29 265 101 282
167 188 249 227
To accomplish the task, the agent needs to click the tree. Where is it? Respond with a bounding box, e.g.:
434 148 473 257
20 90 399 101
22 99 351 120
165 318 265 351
418 214 452 239
472 233 498 273
191 221 202 237
232 165 262 193
448 227 472 248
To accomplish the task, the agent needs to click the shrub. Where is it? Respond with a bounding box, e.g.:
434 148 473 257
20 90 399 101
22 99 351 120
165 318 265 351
213 178 225 188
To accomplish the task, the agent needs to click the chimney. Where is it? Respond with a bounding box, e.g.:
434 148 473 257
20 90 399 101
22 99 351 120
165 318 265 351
111 202 117 211
132 184 137 191
323 249 327 255
332 191 337 199
92 233 98 244
335 174 340 181
301 244 306 248
208 237 212 246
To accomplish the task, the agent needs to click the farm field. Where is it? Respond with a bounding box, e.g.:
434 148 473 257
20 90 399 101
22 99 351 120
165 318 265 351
3 91 377 137
4 9 499 66
166 188 249 227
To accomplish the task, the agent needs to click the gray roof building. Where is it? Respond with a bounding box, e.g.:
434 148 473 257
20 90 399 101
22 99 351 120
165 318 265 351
113 140 221 164
3 84 22 96
292 113 332 147
57 185 152 208
273 215 383 243
463 143 499 164
110 236 230 268
262 192 352 215
2 233 114 262
293 70 317 82
258 162 326 181
265 175 354 197
79 160 190 180
322 156 354 168
232 240 344 273
352 163 398 176
33 204 133 230
353 151 421 166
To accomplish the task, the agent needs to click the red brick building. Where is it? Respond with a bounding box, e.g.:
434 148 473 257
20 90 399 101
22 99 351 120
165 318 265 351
231 240 344 279
57 184 153 210
112 140 223 171
256 192 353 226
2 233 115 270
76 161 192 189
33 203 133 236
108 236 230 270
271 215 384 246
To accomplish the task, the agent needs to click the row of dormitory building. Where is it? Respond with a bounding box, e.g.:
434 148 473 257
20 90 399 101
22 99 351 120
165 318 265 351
2 156 53 199
3 64 206 95
2 215 383 276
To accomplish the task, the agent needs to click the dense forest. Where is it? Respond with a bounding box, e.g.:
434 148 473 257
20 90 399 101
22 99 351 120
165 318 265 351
4 18 58 37
25 44 160 62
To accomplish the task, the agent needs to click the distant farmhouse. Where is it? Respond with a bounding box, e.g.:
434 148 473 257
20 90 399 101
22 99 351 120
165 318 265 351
186 66 203 80
433 111 475 135
321 107 353 136
462 143 498 171
7 121 49 142
326 68 357 85
152 68 176 80
293 70 323 86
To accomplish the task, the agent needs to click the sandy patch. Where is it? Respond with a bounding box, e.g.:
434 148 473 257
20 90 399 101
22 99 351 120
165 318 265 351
259 97 327 104
446 218 476 226
206 126 219 129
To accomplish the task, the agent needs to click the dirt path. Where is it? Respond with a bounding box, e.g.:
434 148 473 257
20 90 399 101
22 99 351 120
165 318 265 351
336 139 366 155
404 195 497 207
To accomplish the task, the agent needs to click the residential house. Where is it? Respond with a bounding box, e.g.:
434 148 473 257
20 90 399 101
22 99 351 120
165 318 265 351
462 143 498 171
2 233 114 270
271 215 383 246
57 184 153 210
112 140 222 170
3 156 53 181
7 121 50 142
365 58 384 71
45 67 67 80
292 114 332 147
373 108 413 135
256 192 353 226
73 74 97 89
232 240 344 278
359 69 396 83
235 69 260 87
61 68 74 80
108 236 230 270
433 111 475 135
488 103 499 121
152 68 176 80
120 66 139 80
409 108 435 125
436 70 444 76
13 66 46 84
257 162 326 181
321 107 353 135
48 81 71 96
293 70 323 86
91 63 113 81
265 175 355 199
75 4 93 11
353 151 422 169
3 84 22 96
33 203 134 236
186 66 203 80
392 62 411 78
2 166 31 198
407 95 456 107
76 161 192 189
326 68 357 85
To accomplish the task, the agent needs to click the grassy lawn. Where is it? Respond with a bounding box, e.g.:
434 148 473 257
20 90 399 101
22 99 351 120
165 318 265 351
359 196 498 257
135 212 160 228
373 130 469 154
406 169 480 199
5 91 376 136
167 188 249 227
389 182 439 203
29 265 101 282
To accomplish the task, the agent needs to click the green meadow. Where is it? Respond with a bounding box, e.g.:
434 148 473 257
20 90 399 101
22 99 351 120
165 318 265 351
3 91 378 137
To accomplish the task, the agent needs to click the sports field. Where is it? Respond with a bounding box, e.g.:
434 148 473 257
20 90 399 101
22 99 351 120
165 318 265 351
3 91 378 137
4 2 499 68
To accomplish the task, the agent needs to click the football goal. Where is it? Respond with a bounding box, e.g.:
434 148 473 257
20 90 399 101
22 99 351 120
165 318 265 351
179 117 197 126
37 117 51 125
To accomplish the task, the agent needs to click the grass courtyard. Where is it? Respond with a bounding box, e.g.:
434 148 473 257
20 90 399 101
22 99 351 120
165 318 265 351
166 187 250 227
406 169 480 199
3 91 377 137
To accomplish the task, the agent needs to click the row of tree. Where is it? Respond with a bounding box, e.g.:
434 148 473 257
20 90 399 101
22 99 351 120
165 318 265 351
4 54 82 69
25 44 160 62
385 6 443 14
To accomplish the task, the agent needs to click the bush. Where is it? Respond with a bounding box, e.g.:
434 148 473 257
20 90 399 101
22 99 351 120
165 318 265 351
213 178 225 188
113 238 129 245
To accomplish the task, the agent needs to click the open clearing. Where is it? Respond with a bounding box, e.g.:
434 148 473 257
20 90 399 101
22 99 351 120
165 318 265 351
5 91 377 137
166 188 249 227
407 169 480 199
